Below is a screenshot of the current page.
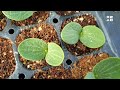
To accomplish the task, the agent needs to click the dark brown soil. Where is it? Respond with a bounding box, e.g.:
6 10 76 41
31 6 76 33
32 52 109 79
56 11 80 16
12 11 49 26
32 65 72 79
0 38 16 79
71 52 109 79
0 12 7 31
61 13 99 56
16 22 60 70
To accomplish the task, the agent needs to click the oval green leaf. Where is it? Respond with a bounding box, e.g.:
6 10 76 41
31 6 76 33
84 72 95 79
18 38 48 61
45 43 64 66
2 11 33 21
93 57 120 79
80 25 105 48
61 22 82 44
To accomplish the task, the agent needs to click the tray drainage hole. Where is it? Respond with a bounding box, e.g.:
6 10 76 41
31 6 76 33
8 29 14 34
18 73 25 79
66 59 72 65
53 18 58 23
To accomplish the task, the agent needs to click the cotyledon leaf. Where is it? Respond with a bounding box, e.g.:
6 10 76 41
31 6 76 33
93 57 120 79
18 38 48 61
45 42 64 66
84 72 95 79
80 25 105 48
61 22 82 44
2 11 34 21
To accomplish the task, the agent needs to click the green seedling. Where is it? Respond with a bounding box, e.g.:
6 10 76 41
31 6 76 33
45 43 64 66
18 38 64 66
84 57 120 79
61 22 82 44
61 22 106 48
2 11 34 21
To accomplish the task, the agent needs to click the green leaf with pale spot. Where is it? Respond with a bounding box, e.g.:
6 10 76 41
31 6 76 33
84 72 95 79
80 25 105 48
45 43 64 66
61 22 82 44
93 57 120 79
18 38 48 61
2 11 33 21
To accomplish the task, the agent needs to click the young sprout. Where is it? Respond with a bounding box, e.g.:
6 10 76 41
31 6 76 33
61 22 106 48
84 57 120 79
45 43 64 66
61 22 82 44
18 38 64 66
80 25 105 48
18 38 48 60
2 11 34 21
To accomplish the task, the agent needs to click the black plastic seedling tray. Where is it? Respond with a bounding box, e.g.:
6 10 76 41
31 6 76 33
0 11 119 79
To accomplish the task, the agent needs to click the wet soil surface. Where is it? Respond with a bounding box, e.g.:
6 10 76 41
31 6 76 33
0 12 7 31
12 11 49 26
32 53 109 79
0 38 16 79
56 11 80 16
71 52 109 79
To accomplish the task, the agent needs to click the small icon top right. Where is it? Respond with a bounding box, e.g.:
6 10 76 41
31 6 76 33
106 16 113 22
